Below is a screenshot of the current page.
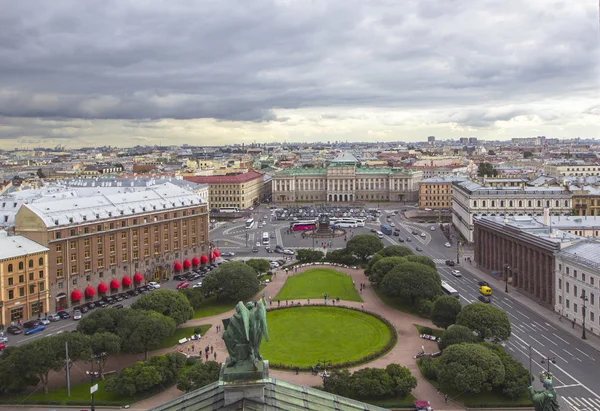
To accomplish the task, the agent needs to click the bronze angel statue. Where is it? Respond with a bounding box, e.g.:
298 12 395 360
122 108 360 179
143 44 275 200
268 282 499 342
222 300 269 368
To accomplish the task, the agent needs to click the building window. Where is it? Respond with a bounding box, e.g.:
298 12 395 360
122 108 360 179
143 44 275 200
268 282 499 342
121 232 127 239
8 277 13 286
18 275 24 283
29 272 34 281
97 238 103 245
133 229 138 236
56 232 61 239
84 227 89 234
71 265 77 274
71 254 76 262
39 281 44 291
72 278 77 285
71 229 76 236
7 263 13 272
39 270 43 278
28 259 33 268
57 256 62 264
558 279 562 289
29 284 35 294
574 285 578 297
84 239 90 246
573 303 578 313
38 257 43 266
574 270 578 279
582 273 586 282
8 290 14 300
122 253 127 261
85 262 91 271
110 256 116 265
566 299 570 308
19 287 25 297
18 262 23 270
109 234 115 241
590 293 595 306
70 241 76 249
57 269 63 278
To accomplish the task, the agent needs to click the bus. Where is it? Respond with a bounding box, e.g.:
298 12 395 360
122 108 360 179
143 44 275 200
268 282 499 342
380 224 393 235
441 281 460 298
355 218 366 227
219 207 239 213
245 218 254 229
262 232 270 245
290 220 317 231
335 219 359 228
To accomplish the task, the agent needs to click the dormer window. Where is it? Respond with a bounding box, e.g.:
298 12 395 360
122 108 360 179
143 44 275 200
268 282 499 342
69 217 73 223
108 212 112 217
83 216 87 221
96 214 100 219
55 220 59 225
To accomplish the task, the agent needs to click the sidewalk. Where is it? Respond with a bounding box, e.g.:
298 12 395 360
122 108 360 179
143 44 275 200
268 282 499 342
459 247 600 352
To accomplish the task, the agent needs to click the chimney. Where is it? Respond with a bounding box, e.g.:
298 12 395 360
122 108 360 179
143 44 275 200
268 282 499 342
544 207 550 226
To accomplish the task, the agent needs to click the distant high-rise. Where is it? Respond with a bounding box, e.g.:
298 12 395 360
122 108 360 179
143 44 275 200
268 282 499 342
468 137 478 145
460 137 469 145
427 136 435 144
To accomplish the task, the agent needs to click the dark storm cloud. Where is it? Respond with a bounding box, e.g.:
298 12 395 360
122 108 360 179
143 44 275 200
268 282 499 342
0 0 596 125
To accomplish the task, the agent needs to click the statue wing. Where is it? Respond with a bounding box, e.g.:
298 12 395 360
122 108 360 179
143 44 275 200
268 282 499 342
256 300 269 342
237 301 251 342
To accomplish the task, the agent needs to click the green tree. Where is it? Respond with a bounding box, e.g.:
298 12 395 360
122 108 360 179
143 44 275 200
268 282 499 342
0 346 39 393
418 356 437 379
477 162 498 177
488 150 496 156
350 367 394 398
77 307 127 335
89 332 121 380
323 369 353 398
364 253 383 276
105 361 162 396
296 249 324 263
177 360 221 392
132 289 194 325
385 363 418 397
179 288 206 309
245 258 271 274
405 255 436 270
482 343 529 399
438 324 479 350
368 257 406 285
376 245 413 258
203 262 260 301
456 302 512 342
381 262 442 307
436 343 505 393
117 310 176 359
430 296 463 329
523 151 533 159
323 249 358 265
346 234 384 260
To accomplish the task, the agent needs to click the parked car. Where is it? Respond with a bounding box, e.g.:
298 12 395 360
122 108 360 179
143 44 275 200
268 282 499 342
120 292 130 299
0 336 7 344
97 300 109 308
222 252 235 256
6 325 22 335
39 318 51 325
24 325 45 336
283 249 295 255
177 282 190 290
478 280 490 287
478 295 491 304
73 310 82 321
23 320 42 329
102 296 115 305
192 282 203 289
416 247 423 252
189 273 201 281
86 302 97 310
444 242 452 248
0 343 5 351
47 313 61 322
411 230 419 235
114 294 124 301
127 289 139 297
148 282 161 289
113 304 124 309
445 260 455 267
451 270 462 277
138 285 149 293
77 305 89 313
174 274 186 281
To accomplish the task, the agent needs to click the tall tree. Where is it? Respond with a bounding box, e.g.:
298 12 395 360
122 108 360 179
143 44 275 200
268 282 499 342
405 255 436 270
177 360 221 392
385 363 418 397
77 307 127 335
436 343 505 393
456 302 512 342
381 262 442 307
438 324 479 350
245 259 271 274
131 289 194 325
89 332 121 380
364 253 383 276
430 296 463 329
118 310 176 359
477 162 498 177
368 257 406 285
346 234 384 261
376 245 413 258
350 368 393 398
203 261 260 301
179 288 205 309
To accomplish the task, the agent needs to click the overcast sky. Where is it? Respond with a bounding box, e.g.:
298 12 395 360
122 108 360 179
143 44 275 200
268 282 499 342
0 0 598 148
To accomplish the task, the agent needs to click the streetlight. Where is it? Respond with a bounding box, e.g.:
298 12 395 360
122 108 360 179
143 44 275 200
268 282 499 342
86 352 105 411
540 356 556 381
503 264 510 293
456 240 461 264
581 290 589 340
37 287 41 319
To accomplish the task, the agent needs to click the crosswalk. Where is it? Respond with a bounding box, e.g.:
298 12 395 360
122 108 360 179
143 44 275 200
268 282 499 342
433 258 449 265
563 396 600 410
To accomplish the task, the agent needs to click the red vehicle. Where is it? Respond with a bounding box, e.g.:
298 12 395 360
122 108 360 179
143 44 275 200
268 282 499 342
0 343 5 351
414 400 433 411
290 222 317 231
176 281 190 289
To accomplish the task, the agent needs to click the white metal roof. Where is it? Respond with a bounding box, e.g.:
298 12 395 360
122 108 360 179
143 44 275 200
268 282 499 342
0 230 49 260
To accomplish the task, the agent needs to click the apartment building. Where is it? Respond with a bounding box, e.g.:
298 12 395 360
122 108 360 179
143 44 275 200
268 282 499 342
184 171 266 210
418 177 466 210
0 230 49 325
15 183 208 312
544 162 600 177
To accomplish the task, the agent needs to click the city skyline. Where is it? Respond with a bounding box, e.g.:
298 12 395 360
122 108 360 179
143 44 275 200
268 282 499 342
0 0 597 149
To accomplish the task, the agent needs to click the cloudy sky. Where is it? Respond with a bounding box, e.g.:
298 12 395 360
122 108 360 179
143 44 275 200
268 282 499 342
0 0 598 148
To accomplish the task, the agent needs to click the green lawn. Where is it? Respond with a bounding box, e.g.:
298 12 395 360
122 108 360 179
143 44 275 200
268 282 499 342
274 268 362 302
261 306 390 367
193 295 236 318
151 325 212 350
414 324 444 339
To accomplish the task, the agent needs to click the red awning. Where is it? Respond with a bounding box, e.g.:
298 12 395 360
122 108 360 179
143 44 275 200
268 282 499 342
200 254 208 263
213 249 221 257
210 252 216 260
183 259 191 269
174 261 182 271
84 286 95 298
71 290 82 301
191 256 200 265
110 279 120 289
133 272 143 283
98 282 108 293
122 275 132 286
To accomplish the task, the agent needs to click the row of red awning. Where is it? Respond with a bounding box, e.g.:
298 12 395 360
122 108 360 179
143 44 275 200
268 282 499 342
173 250 220 271
71 273 145 301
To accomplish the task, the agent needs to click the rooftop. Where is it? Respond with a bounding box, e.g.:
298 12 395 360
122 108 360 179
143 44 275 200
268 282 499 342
329 152 359 164
184 171 264 184
0 230 49 260
558 240 600 269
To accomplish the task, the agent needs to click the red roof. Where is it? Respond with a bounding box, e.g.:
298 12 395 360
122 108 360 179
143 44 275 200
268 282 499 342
84 286 95 297
71 290 82 301
184 171 263 184
213 249 220 257
98 282 109 293
133 273 143 283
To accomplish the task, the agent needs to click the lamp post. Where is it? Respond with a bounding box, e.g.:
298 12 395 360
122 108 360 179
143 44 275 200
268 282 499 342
86 352 105 411
37 287 41 319
503 263 509 293
540 356 556 380
581 290 589 340
456 240 460 264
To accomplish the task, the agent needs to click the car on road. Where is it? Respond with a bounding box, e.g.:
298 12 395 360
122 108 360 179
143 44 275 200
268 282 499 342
420 232 426 237
256 241 261 248
390 223 395 227
406 237 412 242
397 237 404 242
47 313 61 322
192 282 203 289
430 226 436 231
283 249 294 255
97 300 109 308
393 231 399 236
221 252 235 256
24 325 45 336
478 280 490 287
73 310 82 320
416 247 423 252
177 281 190 289
148 281 161 289
39 317 51 325
252 246 259 253
444 242 452 248
0 336 8 344
371 228 377 233
445 260 455 266
6 325 22 335
478 295 491 303
23 320 42 329
451 270 462 277
114 304 124 309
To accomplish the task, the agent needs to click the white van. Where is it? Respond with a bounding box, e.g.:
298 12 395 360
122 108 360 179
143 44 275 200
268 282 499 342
376 230 384 239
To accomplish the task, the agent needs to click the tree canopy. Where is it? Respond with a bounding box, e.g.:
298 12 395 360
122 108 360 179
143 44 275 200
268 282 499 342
376 245 413 258
177 360 221 392
430 296 463 329
202 261 260 301
368 257 406 285
381 261 441 307
364 253 383 276
117 310 176 359
179 288 205 309
245 259 271 274
405 255 436 270
482 343 530 400
76 307 127 335
296 249 324 263
436 343 505 393
438 324 479 350
456 302 511 342
131 289 194 325
346 234 384 260
477 162 498 177
89 332 121 379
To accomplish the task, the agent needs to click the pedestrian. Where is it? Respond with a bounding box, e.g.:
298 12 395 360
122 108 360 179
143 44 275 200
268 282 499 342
278 299 281 307
192 344 195 352
206 352 209 361
214 352 217 361
444 394 448 403
361 303 364 311
295 366 299 375
210 345 214 354
572 318 576 329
